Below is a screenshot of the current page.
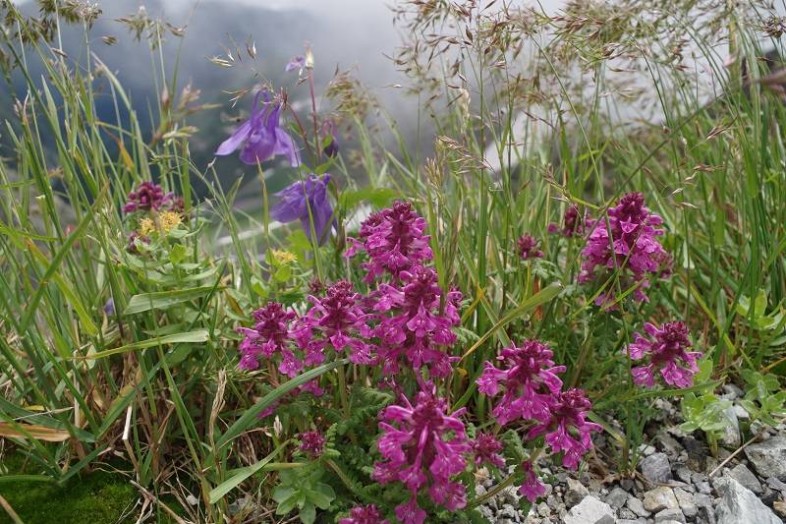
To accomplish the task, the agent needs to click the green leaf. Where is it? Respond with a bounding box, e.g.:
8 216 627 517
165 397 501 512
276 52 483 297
299 502 316 524
308 482 335 509
124 286 218 315
208 441 291 504
85 330 209 360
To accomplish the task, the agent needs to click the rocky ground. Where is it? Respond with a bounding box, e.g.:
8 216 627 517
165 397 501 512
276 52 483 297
480 385 786 523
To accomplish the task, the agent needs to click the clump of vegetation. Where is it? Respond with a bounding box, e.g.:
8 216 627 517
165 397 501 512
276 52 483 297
1 0 785 522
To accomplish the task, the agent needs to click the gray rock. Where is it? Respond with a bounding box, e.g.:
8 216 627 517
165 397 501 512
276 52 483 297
696 481 712 494
720 406 741 448
766 476 786 494
563 496 615 524
732 404 750 419
618 508 638 519
501 485 521 505
745 437 786 479
654 508 686 523
479 505 495 520
714 477 782 524
674 465 693 484
673 487 698 518
499 503 517 519
606 486 629 509
537 502 550 517
640 452 673 484
727 463 763 493
627 495 651 517
564 477 589 509
642 486 679 513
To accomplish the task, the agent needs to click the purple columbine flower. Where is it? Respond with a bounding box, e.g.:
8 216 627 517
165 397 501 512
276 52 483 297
215 89 300 166
346 201 433 283
476 340 567 426
270 174 334 244
579 192 671 305
123 181 173 214
285 55 306 73
527 388 602 470
322 120 340 158
340 505 390 524
372 390 471 522
627 321 701 389
517 234 544 260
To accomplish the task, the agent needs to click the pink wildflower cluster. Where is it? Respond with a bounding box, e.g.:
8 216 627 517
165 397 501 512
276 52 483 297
340 505 389 524
579 193 671 305
347 201 433 282
373 267 462 378
477 340 600 500
372 390 471 524
627 321 701 389
517 234 543 260
123 181 182 214
548 204 585 238
297 430 326 457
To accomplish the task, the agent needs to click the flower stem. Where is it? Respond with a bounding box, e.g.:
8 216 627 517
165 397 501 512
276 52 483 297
469 471 517 509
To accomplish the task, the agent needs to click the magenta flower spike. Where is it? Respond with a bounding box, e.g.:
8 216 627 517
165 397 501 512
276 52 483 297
579 192 671 304
476 340 566 426
340 505 390 524
372 391 471 521
527 388 602 470
236 302 297 372
518 461 547 502
270 174 335 244
123 181 174 214
216 89 300 166
517 234 544 260
346 201 433 282
628 321 701 388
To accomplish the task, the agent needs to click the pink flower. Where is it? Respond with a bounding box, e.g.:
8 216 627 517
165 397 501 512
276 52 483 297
548 204 585 237
527 388 601 469
340 505 390 524
518 461 547 502
373 267 461 379
236 302 296 372
298 430 326 457
295 280 375 365
579 193 671 305
628 321 701 388
346 201 433 283
471 432 505 469
123 181 176 214
372 391 471 518
476 340 566 426
517 234 544 260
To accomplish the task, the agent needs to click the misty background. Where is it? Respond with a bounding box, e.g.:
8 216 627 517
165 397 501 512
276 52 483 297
2 0 783 202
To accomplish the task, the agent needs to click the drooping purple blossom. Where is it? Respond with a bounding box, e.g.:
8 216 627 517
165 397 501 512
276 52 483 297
236 302 297 372
346 201 433 283
298 430 326 457
322 120 340 158
627 321 701 389
373 267 461 379
285 55 306 73
123 181 174 214
270 174 334 244
126 231 150 253
103 298 115 316
527 388 602 469
294 280 374 365
471 432 505 469
340 505 390 524
518 461 547 502
477 340 566 426
372 390 471 521
215 89 300 166
579 193 671 305
517 234 544 260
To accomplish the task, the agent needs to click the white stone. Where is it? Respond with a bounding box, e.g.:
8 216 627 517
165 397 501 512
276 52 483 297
563 496 615 524
715 477 782 524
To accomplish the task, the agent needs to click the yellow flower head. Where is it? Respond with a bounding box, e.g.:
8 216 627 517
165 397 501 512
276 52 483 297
271 249 297 265
138 217 155 236
159 211 183 233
